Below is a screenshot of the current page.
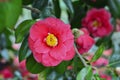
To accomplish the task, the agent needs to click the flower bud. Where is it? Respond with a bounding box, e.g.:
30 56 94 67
115 67 120 76
72 28 84 38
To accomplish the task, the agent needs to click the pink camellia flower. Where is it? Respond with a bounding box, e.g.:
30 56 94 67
92 57 108 67
28 17 75 67
76 28 95 54
14 57 38 79
100 73 112 80
86 55 108 67
103 49 113 56
0 68 13 79
82 8 113 37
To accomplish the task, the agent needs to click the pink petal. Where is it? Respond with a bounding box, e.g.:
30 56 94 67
80 28 90 35
30 22 48 41
33 52 42 63
63 39 74 51
62 29 74 41
33 39 50 54
44 17 73 41
82 35 95 49
76 35 95 54
42 53 62 67
64 47 75 61
44 17 70 30
50 44 66 60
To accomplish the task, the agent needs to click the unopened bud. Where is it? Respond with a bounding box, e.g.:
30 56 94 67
72 28 84 38
115 67 120 76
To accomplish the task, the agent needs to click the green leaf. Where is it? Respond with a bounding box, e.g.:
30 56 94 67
32 0 49 19
76 66 93 80
38 68 51 80
54 61 70 74
70 1 86 28
0 0 22 30
15 20 35 43
18 36 31 62
26 55 46 74
108 0 120 18
53 0 61 18
85 67 93 80
90 44 105 62
72 56 84 73
63 0 74 15
94 74 105 80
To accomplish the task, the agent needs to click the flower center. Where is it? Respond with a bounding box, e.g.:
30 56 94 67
46 33 58 47
92 20 101 27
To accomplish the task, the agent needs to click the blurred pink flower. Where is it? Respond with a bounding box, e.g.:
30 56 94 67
13 57 29 77
86 55 108 67
82 8 113 37
28 17 75 67
0 68 13 79
103 49 113 56
12 43 20 50
76 28 95 54
13 57 38 79
100 73 112 80
92 57 108 67
67 66 73 70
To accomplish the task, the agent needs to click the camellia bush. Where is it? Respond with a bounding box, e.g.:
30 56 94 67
1 0 120 80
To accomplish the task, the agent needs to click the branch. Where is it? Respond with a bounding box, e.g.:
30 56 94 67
23 5 40 13
74 43 88 67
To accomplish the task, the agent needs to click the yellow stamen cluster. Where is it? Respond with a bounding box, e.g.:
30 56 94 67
92 20 101 27
46 33 58 47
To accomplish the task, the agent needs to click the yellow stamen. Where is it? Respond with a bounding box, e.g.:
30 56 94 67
92 20 101 27
46 33 58 47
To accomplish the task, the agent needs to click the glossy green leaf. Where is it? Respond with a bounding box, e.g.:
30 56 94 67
63 0 74 15
32 0 49 19
26 55 46 74
15 20 35 43
90 44 105 62
55 61 70 74
76 66 93 80
0 0 22 30
108 0 120 18
70 1 86 28
94 74 105 80
53 0 61 18
72 56 84 73
18 36 31 62
38 68 51 80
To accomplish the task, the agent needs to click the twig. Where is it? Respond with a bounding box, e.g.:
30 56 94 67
74 43 88 67
23 5 40 13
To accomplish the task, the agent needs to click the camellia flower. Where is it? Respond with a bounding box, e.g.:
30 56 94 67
100 73 112 80
92 57 108 67
28 17 75 67
0 67 13 79
76 28 95 54
82 8 113 37
86 55 108 67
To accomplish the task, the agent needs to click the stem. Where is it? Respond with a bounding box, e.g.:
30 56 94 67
74 43 88 67
23 5 40 13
